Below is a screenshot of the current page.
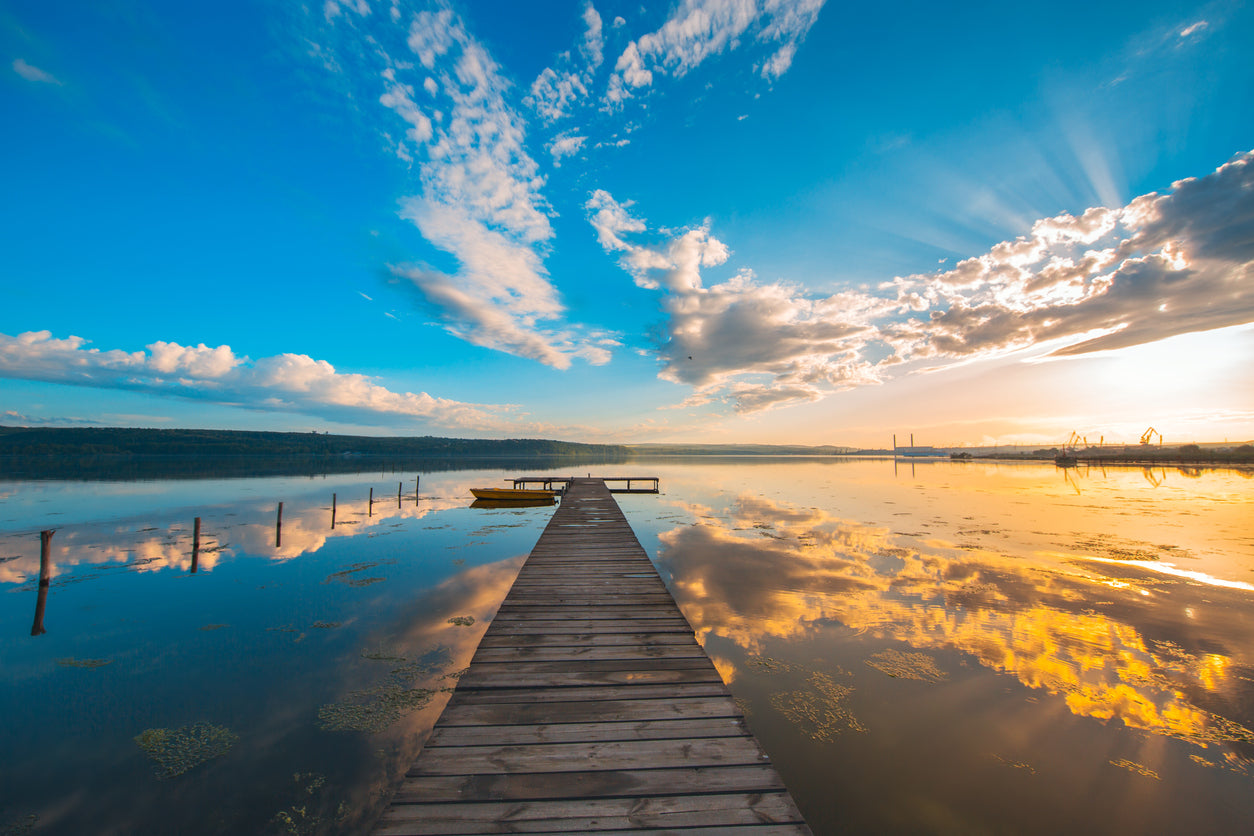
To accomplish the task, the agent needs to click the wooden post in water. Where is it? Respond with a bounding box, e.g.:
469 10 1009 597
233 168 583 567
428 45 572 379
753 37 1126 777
31 530 53 636
331 493 337 529
415 475 420 502
276 502 283 548
397 481 402 509
369 487 373 517
191 517 201 574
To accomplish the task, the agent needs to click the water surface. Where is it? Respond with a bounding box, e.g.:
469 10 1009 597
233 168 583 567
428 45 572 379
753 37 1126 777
2 459 1251 834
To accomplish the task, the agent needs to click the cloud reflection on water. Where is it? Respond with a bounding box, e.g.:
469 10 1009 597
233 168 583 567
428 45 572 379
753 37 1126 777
656 491 1254 754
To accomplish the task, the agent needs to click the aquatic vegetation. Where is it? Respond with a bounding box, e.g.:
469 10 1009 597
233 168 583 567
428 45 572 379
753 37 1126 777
447 615 475 626
1110 758 1160 779
272 772 350 836
745 655 799 674
993 754 1037 774
865 649 948 682
770 672 866 741
311 621 341 629
322 561 391 585
318 647 452 733
56 657 112 668
199 623 229 631
1 813 38 836
133 722 239 778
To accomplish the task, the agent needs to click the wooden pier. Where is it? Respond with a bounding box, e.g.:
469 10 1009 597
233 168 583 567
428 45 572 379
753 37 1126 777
375 478 810 835
510 475 660 494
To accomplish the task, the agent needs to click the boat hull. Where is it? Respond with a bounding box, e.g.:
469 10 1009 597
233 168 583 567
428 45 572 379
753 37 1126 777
470 488 558 501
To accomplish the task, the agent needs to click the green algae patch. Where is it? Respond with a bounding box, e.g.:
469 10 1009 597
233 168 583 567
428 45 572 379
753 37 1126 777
745 654 798 674
770 672 866 742
319 647 452 733
134 722 239 778
1 813 39 836
56 657 112 668
323 560 393 586
272 772 350 836
447 615 475 627
311 621 342 629
866 648 948 682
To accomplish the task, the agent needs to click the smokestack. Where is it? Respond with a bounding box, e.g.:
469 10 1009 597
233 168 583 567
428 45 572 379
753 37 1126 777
910 433 915 447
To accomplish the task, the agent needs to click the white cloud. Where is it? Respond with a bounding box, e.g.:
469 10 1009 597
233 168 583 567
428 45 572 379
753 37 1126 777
548 133 587 163
526 1 606 122
1179 20 1208 38
585 191 887 412
12 59 62 85
586 150 1254 413
309 3 610 369
529 67 589 123
604 0 826 104
580 2 605 70
0 331 514 431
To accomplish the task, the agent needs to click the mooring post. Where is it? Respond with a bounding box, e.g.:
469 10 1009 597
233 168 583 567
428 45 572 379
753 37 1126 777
276 502 283 548
398 481 402 508
31 530 53 636
369 487 373 517
415 474 420 503
331 493 337 529
191 517 201 574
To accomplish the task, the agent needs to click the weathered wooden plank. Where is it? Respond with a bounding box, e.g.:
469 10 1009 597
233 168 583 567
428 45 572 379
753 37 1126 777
476 632 697 648
443 682 733 705
456 666 723 690
409 737 771 777
375 792 804 834
390 764 790 804
471 644 707 663
436 696 742 727
426 717 749 747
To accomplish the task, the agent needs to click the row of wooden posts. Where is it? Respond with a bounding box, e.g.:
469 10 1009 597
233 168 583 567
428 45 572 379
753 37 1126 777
29 476 422 637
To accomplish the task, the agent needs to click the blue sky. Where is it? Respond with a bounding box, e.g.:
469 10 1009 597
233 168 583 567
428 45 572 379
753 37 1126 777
2 0 1252 446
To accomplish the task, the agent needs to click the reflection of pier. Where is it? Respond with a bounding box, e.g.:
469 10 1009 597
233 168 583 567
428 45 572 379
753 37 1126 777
509 475 660 494
375 478 809 834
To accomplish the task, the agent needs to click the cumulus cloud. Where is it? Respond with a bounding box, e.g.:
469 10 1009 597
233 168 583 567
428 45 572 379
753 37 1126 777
588 150 1254 414
885 150 1254 360
12 58 62 85
0 331 516 431
585 190 888 412
548 132 587 163
604 0 826 104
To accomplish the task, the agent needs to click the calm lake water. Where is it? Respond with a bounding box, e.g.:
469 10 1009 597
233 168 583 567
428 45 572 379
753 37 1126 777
2 459 1252 834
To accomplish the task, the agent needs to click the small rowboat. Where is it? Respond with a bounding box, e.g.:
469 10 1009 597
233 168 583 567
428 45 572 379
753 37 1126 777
469 487 557 501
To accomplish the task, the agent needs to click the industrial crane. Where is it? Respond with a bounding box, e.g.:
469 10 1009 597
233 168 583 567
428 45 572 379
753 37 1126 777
1140 427 1163 446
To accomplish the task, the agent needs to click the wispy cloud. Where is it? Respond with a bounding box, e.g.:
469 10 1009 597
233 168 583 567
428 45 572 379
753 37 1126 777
309 2 608 369
527 1 604 123
605 0 825 105
0 331 516 431
588 150 1254 413
12 58 62 85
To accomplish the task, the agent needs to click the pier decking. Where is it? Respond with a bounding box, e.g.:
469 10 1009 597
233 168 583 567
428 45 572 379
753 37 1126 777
510 475 660 493
375 478 810 835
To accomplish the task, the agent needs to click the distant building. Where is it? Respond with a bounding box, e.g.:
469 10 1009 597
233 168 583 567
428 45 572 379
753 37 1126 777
895 446 943 458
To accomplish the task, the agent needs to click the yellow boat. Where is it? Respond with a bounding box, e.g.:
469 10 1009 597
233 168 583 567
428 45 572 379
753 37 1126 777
469 487 557 501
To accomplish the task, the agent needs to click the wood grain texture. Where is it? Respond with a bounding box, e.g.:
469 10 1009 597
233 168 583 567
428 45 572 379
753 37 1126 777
372 479 810 835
